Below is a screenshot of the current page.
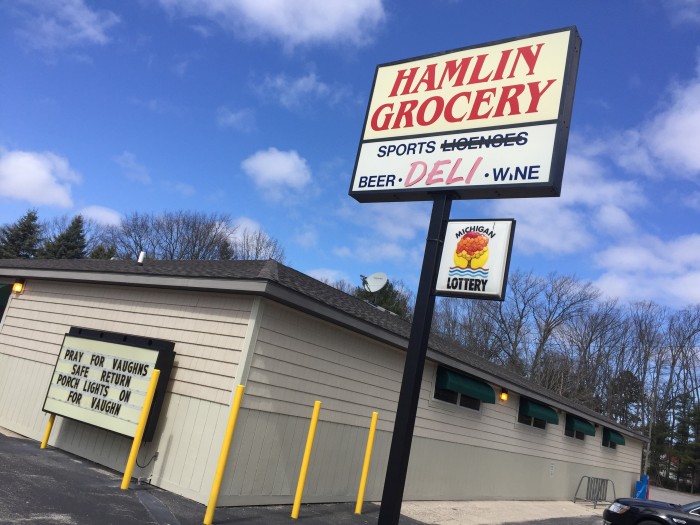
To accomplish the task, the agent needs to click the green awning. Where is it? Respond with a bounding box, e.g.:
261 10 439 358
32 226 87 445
436 368 495 403
604 428 626 445
519 399 559 424
566 414 596 436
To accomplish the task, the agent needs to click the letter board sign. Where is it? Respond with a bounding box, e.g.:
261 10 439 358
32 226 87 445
350 27 581 202
43 327 175 442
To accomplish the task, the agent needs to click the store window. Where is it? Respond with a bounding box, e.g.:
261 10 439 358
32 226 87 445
434 366 495 412
518 398 559 429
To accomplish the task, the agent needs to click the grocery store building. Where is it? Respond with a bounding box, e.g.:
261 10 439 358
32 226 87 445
0 259 646 506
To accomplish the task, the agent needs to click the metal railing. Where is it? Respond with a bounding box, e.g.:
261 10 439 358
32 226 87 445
574 476 616 509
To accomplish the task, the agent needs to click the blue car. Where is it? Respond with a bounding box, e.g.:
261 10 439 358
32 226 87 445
603 498 700 524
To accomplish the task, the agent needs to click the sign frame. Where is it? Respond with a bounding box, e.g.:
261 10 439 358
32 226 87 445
42 326 175 442
349 26 581 203
435 218 516 301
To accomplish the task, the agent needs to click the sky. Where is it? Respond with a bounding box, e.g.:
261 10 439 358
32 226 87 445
1 0 700 310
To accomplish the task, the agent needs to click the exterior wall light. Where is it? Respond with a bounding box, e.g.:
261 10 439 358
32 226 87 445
12 279 25 294
499 389 509 402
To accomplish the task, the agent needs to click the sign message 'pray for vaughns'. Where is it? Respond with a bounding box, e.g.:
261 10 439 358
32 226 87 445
350 27 581 202
43 327 175 442
436 219 515 300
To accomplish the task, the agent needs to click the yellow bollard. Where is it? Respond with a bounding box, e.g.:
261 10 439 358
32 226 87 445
121 369 160 490
203 384 245 525
40 413 56 449
291 400 322 519
355 411 379 514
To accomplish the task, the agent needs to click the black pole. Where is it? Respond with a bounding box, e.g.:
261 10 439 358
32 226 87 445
377 193 452 525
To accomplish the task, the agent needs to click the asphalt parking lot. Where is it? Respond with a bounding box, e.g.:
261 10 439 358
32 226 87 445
0 430 604 525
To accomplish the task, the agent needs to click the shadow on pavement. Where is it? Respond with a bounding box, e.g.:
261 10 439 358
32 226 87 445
0 433 430 525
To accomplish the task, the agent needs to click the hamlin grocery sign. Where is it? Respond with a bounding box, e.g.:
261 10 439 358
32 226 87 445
350 27 581 202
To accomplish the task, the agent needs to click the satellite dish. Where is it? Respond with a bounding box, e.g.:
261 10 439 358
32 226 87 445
361 272 388 293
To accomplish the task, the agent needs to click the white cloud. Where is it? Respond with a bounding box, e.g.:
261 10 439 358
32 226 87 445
233 216 261 232
293 225 318 248
173 182 195 196
643 65 700 175
80 205 121 226
15 0 120 52
241 148 311 201
337 201 431 241
682 191 700 211
0 148 79 207
228 216 261 243
259 72 347 109
114 152 151 184
663 0 700 24
216 106 256 132
157 0 385 48
608 56 700 179
306 268 351 284
489 147 646 256
593 234 700 307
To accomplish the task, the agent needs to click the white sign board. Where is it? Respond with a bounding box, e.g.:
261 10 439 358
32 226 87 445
350 27 581 202
435 219 515 300
44 334 163 438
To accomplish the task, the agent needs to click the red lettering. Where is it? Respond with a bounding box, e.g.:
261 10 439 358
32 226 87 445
417 97 444 126
370 103 395 131
526 79 556 113
438 57 473 88
445 158 464 185
493 84 525 117
468 54 492 84
426 160 451 185
491 49 513 82
404 161 428 187
508 44 544 78
391 99 418 129
468 88 496 120
413 63 438 93
445 92 470 123
389 67 419 97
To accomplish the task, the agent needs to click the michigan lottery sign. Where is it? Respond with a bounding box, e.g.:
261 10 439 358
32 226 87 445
436 219 515 300
350 27 581 203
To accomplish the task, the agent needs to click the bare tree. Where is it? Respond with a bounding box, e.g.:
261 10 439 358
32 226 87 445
231 228 285 262
529 274 599 383
104 211 285 262
491 270 542 376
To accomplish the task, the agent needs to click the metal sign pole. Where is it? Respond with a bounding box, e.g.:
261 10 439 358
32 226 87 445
378 192 453 525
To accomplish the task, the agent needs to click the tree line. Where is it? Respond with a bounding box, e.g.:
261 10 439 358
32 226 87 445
431 270 700 492
0 209 285 262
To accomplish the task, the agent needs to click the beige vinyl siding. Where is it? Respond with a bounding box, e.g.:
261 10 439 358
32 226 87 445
0 280 250 405
0 279 644 505
243 301 403 430
221 300 641 503
416 361 641 474
0 280 253 502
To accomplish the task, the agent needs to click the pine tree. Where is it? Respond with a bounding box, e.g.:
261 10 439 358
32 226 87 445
0 209 42 259
39 215 87 259
89 243 117 260
354 279 413 319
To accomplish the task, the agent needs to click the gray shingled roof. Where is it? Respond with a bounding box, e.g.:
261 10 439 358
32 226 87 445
0 258 646 440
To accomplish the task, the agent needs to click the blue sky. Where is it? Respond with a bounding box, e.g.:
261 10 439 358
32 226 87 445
1 0 700 309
